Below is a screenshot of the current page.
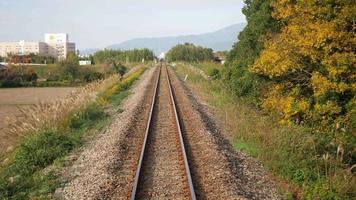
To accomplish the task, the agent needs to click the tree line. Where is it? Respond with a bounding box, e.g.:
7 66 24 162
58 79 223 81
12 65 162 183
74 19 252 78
93 49 154 64
0 53 127 87
166 43 214 62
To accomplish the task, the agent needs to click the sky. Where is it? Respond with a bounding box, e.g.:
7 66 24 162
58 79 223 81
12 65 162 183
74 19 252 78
0 0 246 50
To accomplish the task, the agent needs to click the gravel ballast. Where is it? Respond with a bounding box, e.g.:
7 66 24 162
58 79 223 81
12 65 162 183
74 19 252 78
168 67 281 200
56 65 281 200
56 67 157 200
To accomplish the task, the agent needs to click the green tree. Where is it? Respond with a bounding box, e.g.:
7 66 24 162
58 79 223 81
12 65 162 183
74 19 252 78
114 63 127 78
223 0 279 98
166 43 214 62
93 49 154 64
61 52 80 83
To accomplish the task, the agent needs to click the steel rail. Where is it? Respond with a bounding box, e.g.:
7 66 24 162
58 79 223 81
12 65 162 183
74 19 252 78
165 65 197 200
130 63 196 200
130 65 161 200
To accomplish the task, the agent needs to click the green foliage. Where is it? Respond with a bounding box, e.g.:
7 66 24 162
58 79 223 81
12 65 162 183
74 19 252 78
174 63 356 200
28 53 56 64
0 66 38 87
60 52 80 83
100 67 146 103
223 0 279 98
0 130 79 199
207 68 220 80
0 67 146 199
13 131 79 175
83 70 104 83
232 137 258 157
93 49 154 64
69 103 106 129
166 43 214 62
114 63 127 77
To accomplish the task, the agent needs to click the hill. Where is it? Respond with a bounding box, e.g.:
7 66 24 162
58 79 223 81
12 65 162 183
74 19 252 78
80 23 246 55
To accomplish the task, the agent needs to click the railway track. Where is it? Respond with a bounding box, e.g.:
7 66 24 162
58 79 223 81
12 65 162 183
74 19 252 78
130 64 196 200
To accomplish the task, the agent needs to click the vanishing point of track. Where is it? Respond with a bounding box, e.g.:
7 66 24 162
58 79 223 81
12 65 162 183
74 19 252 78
130 64 196 200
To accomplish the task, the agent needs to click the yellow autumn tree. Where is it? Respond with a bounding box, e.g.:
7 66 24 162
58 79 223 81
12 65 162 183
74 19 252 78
251 0 355 129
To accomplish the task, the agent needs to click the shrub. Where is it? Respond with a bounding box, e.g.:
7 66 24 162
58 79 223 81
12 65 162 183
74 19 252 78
0 66 39 88
83 71 104 82
114 63 127 77
12 130 79 175
46 74 60 82
207 68 220 80
0 130 79 199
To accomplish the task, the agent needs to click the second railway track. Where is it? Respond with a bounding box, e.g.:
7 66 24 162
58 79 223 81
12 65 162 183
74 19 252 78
130 64 196 200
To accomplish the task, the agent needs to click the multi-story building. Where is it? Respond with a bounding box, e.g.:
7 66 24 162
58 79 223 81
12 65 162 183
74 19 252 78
0 41 47 57
0 33 76 60
44 33 76 60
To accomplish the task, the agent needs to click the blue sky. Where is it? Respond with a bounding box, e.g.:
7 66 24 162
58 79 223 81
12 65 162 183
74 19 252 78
0 0 246 50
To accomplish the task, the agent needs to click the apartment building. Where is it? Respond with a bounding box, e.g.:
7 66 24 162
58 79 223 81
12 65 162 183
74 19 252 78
0 41 47 57
0 33 76 60
44 33 76 60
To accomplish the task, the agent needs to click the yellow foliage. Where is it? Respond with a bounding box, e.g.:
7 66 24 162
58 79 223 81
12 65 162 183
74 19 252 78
252 0 355 127
314 101 342 116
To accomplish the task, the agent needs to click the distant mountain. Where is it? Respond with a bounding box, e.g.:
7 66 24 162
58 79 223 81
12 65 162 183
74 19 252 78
80 23 246 55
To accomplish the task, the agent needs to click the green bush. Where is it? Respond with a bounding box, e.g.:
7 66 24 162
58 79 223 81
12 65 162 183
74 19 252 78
0 130 79 199
83 71 104 82
12 131 79 175
84 103 105 121
69 103 105 129
114 64 127 77
207 68 220 80
46 74 60 82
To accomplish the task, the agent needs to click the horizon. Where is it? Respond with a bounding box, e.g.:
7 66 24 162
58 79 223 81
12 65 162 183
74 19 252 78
0 0 246 50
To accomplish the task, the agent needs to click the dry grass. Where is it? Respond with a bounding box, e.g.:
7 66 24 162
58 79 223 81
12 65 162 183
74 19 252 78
0 75 119 155
0 88 75 130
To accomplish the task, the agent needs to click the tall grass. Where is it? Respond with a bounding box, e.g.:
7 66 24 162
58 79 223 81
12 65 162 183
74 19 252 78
0 66 147 199
0 75 119 156
174 63 356 200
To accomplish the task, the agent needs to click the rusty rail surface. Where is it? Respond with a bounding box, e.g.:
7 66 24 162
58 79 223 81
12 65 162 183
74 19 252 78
130 63 196 200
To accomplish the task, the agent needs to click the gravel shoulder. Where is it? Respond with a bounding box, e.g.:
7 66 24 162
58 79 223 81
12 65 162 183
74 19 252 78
56 67 157 200
168 67 281 200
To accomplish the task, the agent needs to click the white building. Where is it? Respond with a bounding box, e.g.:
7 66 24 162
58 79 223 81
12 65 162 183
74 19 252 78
44 33 76 60
0 41 47 57
0 33 76 60
79 60 92 66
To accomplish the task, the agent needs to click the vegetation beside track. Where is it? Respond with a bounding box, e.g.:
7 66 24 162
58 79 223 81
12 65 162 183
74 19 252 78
166 43 214 62
173 63 355 200
0 67 147 199
1 49 154 88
